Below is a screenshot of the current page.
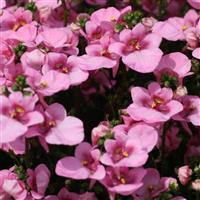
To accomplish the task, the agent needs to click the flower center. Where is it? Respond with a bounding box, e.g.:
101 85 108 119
151 96 165 108
12 20 27 31
48 120 56 127
181 25 187 31
118 176 126 184
10 105 25 118
39 82 48 89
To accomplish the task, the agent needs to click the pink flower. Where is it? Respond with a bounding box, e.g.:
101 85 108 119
100 123 158 167
91 121 112 146
0 169 27 200
44 188 97 200
135 168 177 199
42 53 89 86
175 95 200 126
56 142 105 180
27 69 70 96
153 9 199 41
188 0 200 9
27 164 51 199
178 165 192 186
21 49 46 71
101 167 146 197
0 92 43 143
127 82 183 123
32 103 84 146
79 35 120 73
192 179 200 191
154 52 192 85
0 40 15 67
36 27 78 54
90 7 121 25
109 23 163 73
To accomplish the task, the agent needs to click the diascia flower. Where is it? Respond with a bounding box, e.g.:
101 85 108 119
0 92 43 143
134 168 178 200
0 168 27 200
56 142 105 180
29 103 84 146
153 9 199 41
109 23 163 73
154 52 192 85
100 167 146 199
26 164 50 199
42 53 89 86
127 82 183 123
100 123 158 167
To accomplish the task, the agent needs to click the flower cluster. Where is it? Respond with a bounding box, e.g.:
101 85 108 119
0 0 200 200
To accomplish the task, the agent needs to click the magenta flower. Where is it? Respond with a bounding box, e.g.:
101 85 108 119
109 23 163 73
127 82 183 123
100 123 158 167
101 167 146 198
56 142 105 180
135 168 178 200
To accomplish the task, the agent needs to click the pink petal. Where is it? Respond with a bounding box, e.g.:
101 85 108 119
56 157 89 179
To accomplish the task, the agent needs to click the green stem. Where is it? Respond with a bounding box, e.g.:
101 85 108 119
61 0 68 26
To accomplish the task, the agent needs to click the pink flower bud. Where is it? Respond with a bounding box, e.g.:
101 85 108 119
178 165 192 185
192 179 200 191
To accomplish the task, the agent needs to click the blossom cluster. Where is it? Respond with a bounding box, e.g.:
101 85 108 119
0 0 200 200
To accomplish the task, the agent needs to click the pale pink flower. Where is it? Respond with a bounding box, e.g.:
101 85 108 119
127 82 183 123
56 142 105 180
109 23 163 73
27 164 50 199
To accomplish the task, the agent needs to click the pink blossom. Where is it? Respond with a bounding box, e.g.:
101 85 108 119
188 0 200 9
175 95 200 126
79 35 120 73
109 23 163 73
127 82 183 123
0 92 43 143
153 9 199 41
91 121 112 146
135 168 177 199
30 103 84 146
27 69 70 96
100 123 158 167
0 169 27 200
26 164 50 199
192 179 200 191
101 167 146 197
178 165 192 186
56 142 105 180
42 53 89 86
154 52 192 85
21 49 46 71
36 27 79 54
0 40 15 67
